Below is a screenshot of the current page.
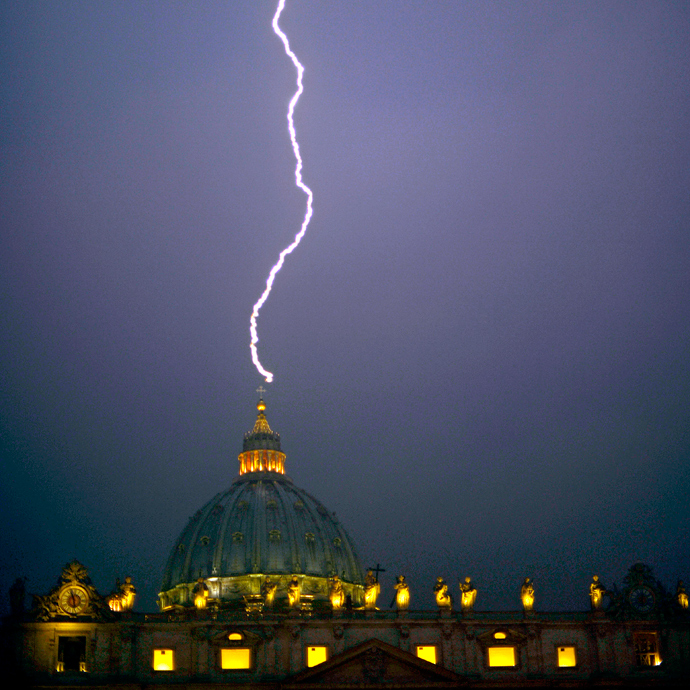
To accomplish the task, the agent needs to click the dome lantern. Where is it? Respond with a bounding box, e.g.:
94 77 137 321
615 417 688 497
238 398 286 475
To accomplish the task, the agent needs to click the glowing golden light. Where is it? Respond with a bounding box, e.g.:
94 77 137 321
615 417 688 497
364 570 381 609
193 577 209 609
239 448 286 475
306 646 328 667
288 576 301 608
262 578 277 608
221 648 252 670
394 575 410 610
521 578 535 611
590 575 604 610
238 401 286 475
493 631 507 640
153 649 174 671
228 632 243 641
416 646 437 664
329 575 345 610
108 598 121 612
557 646 577 667
488 646 516 667
634 632 661 666
107 575 137 612
460 576 477 612
434 577 452 609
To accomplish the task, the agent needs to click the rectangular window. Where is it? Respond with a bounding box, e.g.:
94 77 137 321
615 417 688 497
57 636 87 673
153 648 175 671
557 646 577 667
221 648 252 670
416 645 438 664
634 633 661 666
306 646 328 667
488 646 516 667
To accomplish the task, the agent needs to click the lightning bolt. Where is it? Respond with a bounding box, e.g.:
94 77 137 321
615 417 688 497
250 0 314 383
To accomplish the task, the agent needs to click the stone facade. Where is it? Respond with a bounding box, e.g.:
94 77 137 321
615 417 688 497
6 596 690 688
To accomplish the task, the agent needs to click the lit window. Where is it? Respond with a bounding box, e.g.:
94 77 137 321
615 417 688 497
306 646 328 667
221 648 252 669
416 646 438 664
228 632 243 641
493 631 507 640
153 649 174 671
634 632 661 666
488 646 516 667
557 646 577 667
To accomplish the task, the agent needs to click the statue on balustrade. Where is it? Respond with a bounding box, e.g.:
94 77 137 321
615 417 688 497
521 577 535 612
262 577 277 608
364 569 381 610
329 575 345 610
107 576 137 612
120 577 136 611
192 577 209 609
394 575 410 610
287 576 301 609
434 577 452 610
589 575 606 611
677 581 688 610
459 576 477 612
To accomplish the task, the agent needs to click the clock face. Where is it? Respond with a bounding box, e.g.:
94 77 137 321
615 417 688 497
59 585 89 615
629 585 655 613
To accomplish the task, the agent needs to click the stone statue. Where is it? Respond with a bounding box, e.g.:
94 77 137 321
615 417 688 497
107 576 137 612
329 575 345 610
394 575 410 610
120 576 136 611
192 577 209 609
364 570 381 610
434 577 452 609
262 577 277 608
677 581 689 610
460 576 477 612
287 576 301 609
589 575 605 611
521 577 535 612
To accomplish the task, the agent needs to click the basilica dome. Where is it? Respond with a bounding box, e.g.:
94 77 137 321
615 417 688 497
159 399 365 610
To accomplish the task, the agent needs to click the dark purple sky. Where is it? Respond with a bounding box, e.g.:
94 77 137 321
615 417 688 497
2 0 689 614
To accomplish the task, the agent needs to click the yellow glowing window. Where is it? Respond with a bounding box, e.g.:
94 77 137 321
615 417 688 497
228 632 243 641
416 646 438 664
153 649 174 671
557 646 577 667
488 646 516 667
306 646 328 667
494 631 507 640
221 648 251 669
634 633 661 666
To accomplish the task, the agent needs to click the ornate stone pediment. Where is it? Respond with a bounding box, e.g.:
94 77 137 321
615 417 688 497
285 638 460 687
31 560 113 622
607 563 669 619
